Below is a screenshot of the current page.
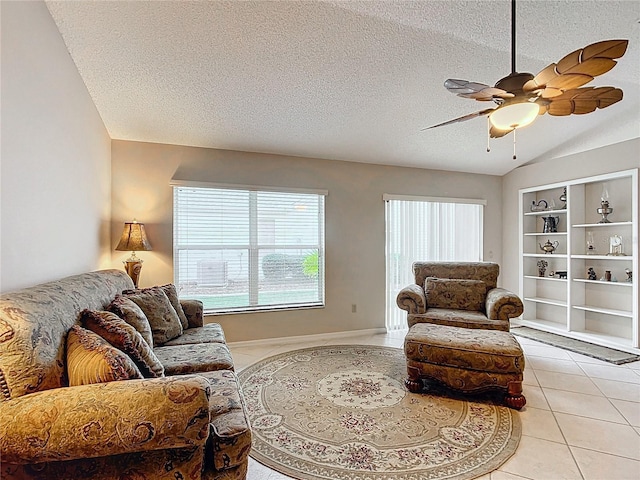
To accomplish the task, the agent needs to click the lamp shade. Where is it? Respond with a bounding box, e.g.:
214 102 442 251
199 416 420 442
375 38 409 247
115 222 152 252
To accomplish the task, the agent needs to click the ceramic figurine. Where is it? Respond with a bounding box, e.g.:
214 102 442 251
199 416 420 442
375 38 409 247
587 267 597 280
625 268 632 283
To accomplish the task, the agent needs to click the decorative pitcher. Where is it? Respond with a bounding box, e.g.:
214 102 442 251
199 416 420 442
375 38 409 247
542 216 559 233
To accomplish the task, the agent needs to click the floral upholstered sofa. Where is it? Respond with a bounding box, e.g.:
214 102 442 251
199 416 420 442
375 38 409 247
396 262 523 331
0 269 251 480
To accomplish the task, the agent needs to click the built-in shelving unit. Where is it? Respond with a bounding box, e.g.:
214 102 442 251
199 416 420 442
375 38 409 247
517 169 639 353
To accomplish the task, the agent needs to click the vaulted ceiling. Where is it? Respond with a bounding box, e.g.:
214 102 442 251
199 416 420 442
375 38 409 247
46 0 640 175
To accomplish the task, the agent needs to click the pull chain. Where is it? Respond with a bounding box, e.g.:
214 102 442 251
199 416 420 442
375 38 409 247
487 117 491 153
513 128 517 160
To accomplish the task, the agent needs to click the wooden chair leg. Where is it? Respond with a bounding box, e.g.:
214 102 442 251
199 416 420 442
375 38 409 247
504 380 526 409
405 365 423 393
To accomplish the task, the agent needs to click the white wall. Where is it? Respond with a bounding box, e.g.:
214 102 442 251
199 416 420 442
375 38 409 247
0 1 112 292
501 138 640 295
111 140 504 342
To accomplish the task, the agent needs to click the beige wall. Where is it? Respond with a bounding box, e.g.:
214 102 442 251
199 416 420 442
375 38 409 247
111 140 503 341
501 138 640 295
0 1 112 293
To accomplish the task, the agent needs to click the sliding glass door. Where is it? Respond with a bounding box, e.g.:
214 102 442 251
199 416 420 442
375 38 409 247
385 195 484 330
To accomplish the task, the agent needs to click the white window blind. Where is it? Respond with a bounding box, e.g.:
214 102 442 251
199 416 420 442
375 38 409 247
385 196 484 330
173 185 325 313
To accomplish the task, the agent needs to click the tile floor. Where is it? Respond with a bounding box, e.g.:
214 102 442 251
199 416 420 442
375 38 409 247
228 329 640 480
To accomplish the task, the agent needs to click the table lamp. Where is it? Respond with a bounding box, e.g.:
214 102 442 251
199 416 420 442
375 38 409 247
115 220 152 287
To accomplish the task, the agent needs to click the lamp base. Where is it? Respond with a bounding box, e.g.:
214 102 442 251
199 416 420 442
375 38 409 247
123 260 143 288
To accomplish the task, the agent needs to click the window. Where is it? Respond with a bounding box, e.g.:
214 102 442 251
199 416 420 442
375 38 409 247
173 184 325 313
385 195 484 330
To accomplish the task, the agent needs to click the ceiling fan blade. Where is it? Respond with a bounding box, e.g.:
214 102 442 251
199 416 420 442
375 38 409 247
544 73 594 92
562 57 617 77
523 39 628 98
423 108 495 130
523 64 557 92
546 87 623 116
581 39 629 64
444 79 513 101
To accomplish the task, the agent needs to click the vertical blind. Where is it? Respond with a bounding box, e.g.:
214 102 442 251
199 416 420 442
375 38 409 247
385 196 484 330
173 184 325 313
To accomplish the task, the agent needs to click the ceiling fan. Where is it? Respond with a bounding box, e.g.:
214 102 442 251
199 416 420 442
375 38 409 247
426 0 628 144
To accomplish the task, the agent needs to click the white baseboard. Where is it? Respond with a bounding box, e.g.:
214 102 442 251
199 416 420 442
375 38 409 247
228 327 388 348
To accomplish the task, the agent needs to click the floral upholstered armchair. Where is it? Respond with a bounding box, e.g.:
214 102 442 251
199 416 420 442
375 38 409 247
396 262 523 331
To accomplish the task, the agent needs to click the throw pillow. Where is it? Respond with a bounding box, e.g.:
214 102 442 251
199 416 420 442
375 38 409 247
424 277 486 312
159 284 189 329
123 288 183 345
125 284 188 330
108 295 154 348
81 310 164 378
66 325 143 386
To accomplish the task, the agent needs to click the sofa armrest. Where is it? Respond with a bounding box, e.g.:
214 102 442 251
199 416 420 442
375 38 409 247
396 284 427 315
0 375 211 464
486 288 524 321
181 299 204 328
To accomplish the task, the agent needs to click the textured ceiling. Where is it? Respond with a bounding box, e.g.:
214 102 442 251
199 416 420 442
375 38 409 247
45 0 640 176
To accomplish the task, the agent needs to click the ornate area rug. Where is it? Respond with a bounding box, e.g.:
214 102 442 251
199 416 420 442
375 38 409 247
238 345 521 480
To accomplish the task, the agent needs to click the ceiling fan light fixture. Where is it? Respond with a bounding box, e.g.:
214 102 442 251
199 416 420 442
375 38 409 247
489 102 540 130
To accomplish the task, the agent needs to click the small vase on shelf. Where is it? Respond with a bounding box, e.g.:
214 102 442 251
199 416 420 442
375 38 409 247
537 260 548 277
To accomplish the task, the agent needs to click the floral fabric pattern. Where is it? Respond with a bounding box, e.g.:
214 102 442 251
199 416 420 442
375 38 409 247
124 288 183 345
2 446 204 480
197 370 252 471
413 262 498 294
81 310 164 378
396 262 522 331
424 277 486 311
163 323 227 347
0 375 211 464
404 323 525 394
155 342 235 375
0 270 250 479
182 299 204 328
108 294 154 348
0 269 134 400
126 284 189 330
408 309 510 331
486 288 524 321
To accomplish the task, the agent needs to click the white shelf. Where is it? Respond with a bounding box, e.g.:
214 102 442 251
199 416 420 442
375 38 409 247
573 279 633 287
516 318 568 332
524 275 567 282
519 169 638 352
524 297 567 307
572 305 633 318
572 221 632 228
524 209 567 216
524 232 567 236
571 254 632 260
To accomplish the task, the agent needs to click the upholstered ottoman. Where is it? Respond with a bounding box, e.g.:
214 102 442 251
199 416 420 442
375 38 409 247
404 323 526 409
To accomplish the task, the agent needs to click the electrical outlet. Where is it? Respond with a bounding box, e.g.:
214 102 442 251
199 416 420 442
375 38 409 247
351 304 357 313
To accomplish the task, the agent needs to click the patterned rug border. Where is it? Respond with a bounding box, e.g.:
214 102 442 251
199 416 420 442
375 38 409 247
239 344 522 480
512 327 640 365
